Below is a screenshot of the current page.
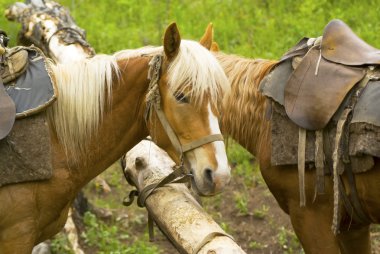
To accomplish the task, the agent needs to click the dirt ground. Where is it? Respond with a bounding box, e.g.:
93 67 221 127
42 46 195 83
77 162 380 254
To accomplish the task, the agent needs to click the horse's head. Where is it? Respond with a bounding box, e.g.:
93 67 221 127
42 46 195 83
146 23 231 196
5 0 94 62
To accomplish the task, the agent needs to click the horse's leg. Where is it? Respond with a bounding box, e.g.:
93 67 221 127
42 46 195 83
0 221 36 254
288 202 341 254
259 153 340 253
336 226 371 254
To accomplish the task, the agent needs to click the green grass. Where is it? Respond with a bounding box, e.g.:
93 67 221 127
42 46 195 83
2 0 380 58
80 211 160 254
277 226 304 254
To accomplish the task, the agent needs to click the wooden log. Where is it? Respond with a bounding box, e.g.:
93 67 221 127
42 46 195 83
124 140 246 254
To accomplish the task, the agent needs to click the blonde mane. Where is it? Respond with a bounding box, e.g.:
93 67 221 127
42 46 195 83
216 52 278 155
168 40 230 105
116 41 230 105
47 54 119 160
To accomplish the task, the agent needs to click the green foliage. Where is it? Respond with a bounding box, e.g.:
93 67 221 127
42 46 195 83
227 140 262 186
81 211 160 253
249 240 266 250
233 191 249 215
51 233 75 254
2 0 380 58
277 226 304 254
253 204 269 220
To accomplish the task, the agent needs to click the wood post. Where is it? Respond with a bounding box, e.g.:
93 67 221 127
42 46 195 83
124 140 246 254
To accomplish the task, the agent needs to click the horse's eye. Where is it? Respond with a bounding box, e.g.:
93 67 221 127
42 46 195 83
174 92 189 103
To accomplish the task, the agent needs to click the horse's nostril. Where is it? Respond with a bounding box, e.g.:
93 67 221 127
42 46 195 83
204 168 214 183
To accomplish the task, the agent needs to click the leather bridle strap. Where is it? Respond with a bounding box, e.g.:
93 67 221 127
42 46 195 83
154 103 224 156
182 134 224 153
153 103 183 156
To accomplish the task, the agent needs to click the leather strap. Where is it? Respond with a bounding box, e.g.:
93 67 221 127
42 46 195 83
298 128 306 207
315 130 325 195
154 103 184 156
182 134 224 153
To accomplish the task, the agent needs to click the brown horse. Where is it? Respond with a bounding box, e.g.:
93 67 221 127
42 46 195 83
200 24 380 253
0 23 231 253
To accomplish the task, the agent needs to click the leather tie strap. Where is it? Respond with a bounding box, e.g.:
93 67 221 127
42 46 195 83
154 103 184 156
298 127 307 207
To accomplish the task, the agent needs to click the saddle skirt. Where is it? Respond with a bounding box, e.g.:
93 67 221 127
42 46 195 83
0 46 56 185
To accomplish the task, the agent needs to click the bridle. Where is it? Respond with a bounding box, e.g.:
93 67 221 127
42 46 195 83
122 53 229 246
124 53 224 208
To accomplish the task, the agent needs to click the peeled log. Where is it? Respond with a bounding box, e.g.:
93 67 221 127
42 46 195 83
124 140 246 254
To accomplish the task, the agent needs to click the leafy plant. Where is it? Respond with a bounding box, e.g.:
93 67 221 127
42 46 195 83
81 212 160 253
51 233 75 254
277 226 304 254
249 240 266 250
234 191 249 215
253 205 269 220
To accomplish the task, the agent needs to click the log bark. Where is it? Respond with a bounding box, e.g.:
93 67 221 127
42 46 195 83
124 140 246 254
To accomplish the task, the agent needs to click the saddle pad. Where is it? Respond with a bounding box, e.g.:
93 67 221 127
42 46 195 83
0 113 53 187
348 80 380 160
5 48 56 118
352 80 380 126
284 46 365 130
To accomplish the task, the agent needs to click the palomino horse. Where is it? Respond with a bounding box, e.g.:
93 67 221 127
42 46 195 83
200 24 380 253
0 23 231 253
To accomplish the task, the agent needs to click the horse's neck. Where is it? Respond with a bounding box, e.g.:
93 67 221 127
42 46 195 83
54 56 151 187
220 56 275 157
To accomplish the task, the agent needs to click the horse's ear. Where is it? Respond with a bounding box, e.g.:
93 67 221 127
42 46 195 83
163 22 181 60
211 42 220 52
199 23 213 50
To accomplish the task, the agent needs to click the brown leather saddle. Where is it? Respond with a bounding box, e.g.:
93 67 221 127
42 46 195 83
284 19 380 130
0 46 29 139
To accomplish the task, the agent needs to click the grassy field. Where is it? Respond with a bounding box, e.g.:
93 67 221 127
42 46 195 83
1 0 380 253
2 0 380 58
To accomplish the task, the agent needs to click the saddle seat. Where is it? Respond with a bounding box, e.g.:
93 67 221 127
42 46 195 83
284 19 380 130
322 19 380 66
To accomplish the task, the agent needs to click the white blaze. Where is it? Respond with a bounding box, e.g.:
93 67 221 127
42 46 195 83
207 104 230 175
